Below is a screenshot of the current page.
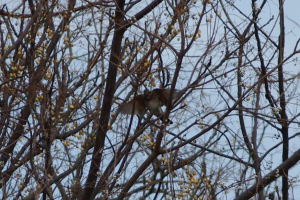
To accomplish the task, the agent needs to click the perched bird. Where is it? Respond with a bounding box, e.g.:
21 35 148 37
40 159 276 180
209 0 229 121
143 89 171 124
119 88 180 124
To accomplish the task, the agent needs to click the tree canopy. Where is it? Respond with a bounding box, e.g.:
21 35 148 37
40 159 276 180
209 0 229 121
0 0 300 199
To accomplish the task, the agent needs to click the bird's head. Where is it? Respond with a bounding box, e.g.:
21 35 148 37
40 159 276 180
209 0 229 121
143 90 154 101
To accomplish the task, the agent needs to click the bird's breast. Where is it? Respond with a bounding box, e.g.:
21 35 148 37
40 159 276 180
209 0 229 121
144 99 160 110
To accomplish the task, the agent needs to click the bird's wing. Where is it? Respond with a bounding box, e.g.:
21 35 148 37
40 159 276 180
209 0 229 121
154 89 180 105
119 95 145 116
120 101 135 114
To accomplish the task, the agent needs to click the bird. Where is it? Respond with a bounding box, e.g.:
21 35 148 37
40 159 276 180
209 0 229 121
119 88 180 124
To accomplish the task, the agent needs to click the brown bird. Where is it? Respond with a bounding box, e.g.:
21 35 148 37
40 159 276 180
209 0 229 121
119 88 180 124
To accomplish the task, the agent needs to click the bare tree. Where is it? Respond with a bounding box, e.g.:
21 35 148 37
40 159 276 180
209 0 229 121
0 0 300 199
